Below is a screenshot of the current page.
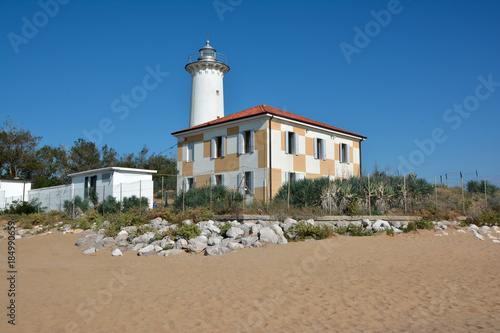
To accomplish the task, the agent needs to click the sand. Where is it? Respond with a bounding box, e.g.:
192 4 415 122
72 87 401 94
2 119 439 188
1 227 499 333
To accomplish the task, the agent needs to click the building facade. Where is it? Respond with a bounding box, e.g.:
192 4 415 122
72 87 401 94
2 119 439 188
172 104 366 202
172 41 366 202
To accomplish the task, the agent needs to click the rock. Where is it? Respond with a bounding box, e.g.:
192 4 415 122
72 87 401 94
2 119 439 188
473 231 484 240
83 247 96 254
121 226 137 234
154 245 163 252
440 225 448 230
75 236 92 247
187 241 207 254
236 224 251 237
220 238 240 248
182 219 193 225
14 235 22 240
132 232 155 244
284 217 297 225
493 240 500 244
277 236 288 245
252 241 262 248
478 228 491 234
160 238 175 249
138 245 155 255
259 227 279 244
197 221 214 229
116 240 128 247
117 230 129 237
362 219 371 227
158 250 169 257
392 227 403 234
435 234 442 237
200 229 212 238
241 236 258 248
441 231 448 236
457 229 466 233
469 224 479 229
305 219 315 226
392 221 401 229
257 220 267 227
175 239 188 249
251 224 262 235
205 246 231 256
350 221 362 228
228 242 244 251
228 220 239 226
112 248 123 257
208 236 223 246
95 234 105 243
372 220 391 232
133 243 147 251
227 227 244 239
190 236 208 244
270 224 284 237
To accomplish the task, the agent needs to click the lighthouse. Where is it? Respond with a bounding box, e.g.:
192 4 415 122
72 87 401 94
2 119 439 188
185 40 230 127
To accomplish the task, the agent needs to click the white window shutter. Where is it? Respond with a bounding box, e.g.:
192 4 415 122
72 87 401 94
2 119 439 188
221 136 226 157
250 130 255 153
237 173 244 195
285 171 289 183
189 143 194 162
211 174 215 186
347 145 350 164
211 138 215 159
314 138 318 159
322 140 326 161
238 133 243 154
221 174 225 186
250 171 254 194
293 133 299 155
285 131 289 154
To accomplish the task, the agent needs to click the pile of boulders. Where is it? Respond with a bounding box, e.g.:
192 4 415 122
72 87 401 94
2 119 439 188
463 224 500 243
74 217 301 257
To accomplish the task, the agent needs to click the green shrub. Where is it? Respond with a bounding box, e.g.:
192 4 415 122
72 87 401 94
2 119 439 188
386 228 394 236
416 219 434 230
123 196 149 213
335 224 373 237
174 185 243 213
219 223 231 237
102 195 120 214
3 199 40 215
287 221 335 241
173 223 200 240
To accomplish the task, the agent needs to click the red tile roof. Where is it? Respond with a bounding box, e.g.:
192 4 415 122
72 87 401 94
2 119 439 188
171 104 366 139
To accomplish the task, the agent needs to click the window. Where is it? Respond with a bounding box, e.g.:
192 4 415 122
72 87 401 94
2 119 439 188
237 171 254 195
238 130 255 154
285 131 299 155
244 171 253 195
212 174 224 186
186 142 194 162
211 136 225 159
186 177 195 191
340 143 350 164
314 138 326 160
102 173 111 181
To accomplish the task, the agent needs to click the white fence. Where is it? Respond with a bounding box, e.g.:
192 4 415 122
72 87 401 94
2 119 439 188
1 180 154 213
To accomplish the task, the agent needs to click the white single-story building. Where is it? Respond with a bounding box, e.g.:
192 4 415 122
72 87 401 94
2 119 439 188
0 179 32 210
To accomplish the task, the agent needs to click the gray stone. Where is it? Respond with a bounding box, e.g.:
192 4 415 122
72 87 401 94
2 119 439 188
158 250 169 257
133 243 147 251
160 238 175 249
226 227 244 239
175 238 188 249
208 225 221 234
252 241 262 248
154 245 163 252
75 236 92 247
392 227 403 234
200 229 212 238
236 224 250 237
189 236 208 244
197 221 214 229
132 232 155 244
112 248 123 257
228 243 244 250
205 246 231 256
83 247 96 254
270 224 284 237
208 236 223 246
95 234 105 243
182 219 193 225
277 236 288 245
284 217 297 225
138 245 155 255
259 227 279 244
121 226 137 234
116 240 128 247
241 236 259 248
257 220 267 227
350 221 362 228
336 221 350 227
251 224 262 235
305 219 315 226
187 241 207 254
228 220 239 226
220 238 240 248
372 220 391 232
362 219 371 227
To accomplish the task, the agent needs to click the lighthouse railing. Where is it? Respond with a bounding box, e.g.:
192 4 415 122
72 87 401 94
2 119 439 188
187 52 228 65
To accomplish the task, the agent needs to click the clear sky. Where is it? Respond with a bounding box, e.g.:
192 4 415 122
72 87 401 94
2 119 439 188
1 0 499 186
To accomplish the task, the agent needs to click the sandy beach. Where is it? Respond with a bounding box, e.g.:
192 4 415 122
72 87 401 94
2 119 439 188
1 227 499 333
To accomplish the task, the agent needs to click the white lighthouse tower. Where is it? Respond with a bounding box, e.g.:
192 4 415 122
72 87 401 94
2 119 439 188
185 40 230 127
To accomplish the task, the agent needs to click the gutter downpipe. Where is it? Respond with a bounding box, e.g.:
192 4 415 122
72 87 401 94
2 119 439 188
359 140 362 177
269 115 274 202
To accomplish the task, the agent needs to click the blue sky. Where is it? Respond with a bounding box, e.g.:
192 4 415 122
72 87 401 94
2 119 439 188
1 0 499 186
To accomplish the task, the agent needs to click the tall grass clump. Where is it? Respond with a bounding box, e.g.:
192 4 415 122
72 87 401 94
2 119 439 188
174 185 243 214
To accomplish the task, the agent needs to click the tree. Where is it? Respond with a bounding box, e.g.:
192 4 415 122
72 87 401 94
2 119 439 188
0 119 41 179
30 145 68 188
68 138 101 173
101 144 119 167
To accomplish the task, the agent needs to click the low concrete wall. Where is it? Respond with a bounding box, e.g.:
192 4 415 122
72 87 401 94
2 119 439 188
214 214 421 224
